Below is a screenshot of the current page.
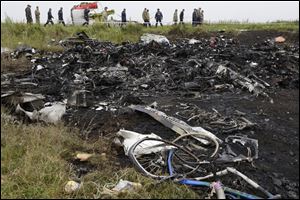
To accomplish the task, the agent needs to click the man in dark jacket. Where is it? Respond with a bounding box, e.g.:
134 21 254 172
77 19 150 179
58 7 65 26
155 8 163 27
82 9 90 26
121 8 126 26
25 5 33 24
44 8 54 26
179 9 184 24
192 9 197 27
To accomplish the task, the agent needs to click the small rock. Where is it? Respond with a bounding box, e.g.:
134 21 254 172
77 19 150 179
289 151 295 157
264 118 270 122
272 178 282 187
65 180 81 193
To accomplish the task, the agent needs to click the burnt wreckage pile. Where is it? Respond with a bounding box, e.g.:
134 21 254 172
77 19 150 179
1 32 299 199
2 32 299 108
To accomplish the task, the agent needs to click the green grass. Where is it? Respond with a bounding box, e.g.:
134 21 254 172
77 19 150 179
1 19 298 52
1 109 199 199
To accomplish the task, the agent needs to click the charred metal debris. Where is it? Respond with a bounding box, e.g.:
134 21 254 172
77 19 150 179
1 32 299 199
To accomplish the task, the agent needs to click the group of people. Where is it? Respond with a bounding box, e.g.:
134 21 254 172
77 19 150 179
173 9 185 25
192 8 204 26
25 5 65 26
25 4 205 27
142 8 185 27
142 8 202 27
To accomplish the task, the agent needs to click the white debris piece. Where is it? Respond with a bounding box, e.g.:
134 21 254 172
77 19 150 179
112 179 142 192
250 62 258 67
115 129 174 156
99 102 109 106
188 39 201 44
140 33 170 45
36 65 44 71
96 106 104 111
16 102 66 124
38 103 66 124
140 84 149 89
129 105 222 144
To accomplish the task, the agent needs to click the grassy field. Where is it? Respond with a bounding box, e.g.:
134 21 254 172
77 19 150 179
1 109 199 199
1 19 299 51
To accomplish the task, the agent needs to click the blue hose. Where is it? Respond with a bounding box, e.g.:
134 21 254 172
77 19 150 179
167 150 262 199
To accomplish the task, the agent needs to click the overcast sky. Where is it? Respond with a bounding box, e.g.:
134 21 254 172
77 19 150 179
1 1 299 24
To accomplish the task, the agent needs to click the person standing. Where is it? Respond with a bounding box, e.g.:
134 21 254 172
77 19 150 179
173 9 178 25
44 8 54 26
35 6 40 24
146 9 151 27
102 7 108 26
58 7 66 26
196 8 201 26
179 9 184 24
142 8 147 26
71 7 74 25
25 5 33 24
121 8 126 26
192 9 197 27
155 8 163 27
82 9 90 26
200 10 204 25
